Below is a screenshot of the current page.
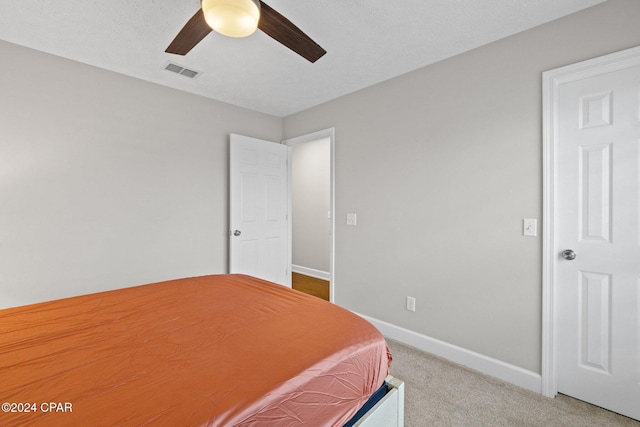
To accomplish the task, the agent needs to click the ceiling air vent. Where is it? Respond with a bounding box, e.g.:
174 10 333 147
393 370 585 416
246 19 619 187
163 62 200 79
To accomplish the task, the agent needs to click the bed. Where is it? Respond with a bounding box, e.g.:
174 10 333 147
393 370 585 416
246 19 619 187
0 274 403 426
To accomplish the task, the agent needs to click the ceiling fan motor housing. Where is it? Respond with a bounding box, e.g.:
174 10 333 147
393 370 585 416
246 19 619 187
202 0 261 38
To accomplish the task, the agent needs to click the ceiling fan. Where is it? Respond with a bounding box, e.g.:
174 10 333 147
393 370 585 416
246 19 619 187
165 0 326 63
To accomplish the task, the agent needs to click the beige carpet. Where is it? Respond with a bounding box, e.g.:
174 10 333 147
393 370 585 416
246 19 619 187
386 339 640 427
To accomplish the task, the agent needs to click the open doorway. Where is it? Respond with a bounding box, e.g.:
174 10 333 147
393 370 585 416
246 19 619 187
284 129 335 302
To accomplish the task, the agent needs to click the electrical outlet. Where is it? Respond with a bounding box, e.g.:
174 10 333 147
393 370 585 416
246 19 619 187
406 296 416 312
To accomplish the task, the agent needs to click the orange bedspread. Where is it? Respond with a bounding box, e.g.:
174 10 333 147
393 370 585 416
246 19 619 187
0 274 390 426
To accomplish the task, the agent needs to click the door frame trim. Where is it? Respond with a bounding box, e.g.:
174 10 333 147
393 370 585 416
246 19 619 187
282 128 336 303
541 45 640 398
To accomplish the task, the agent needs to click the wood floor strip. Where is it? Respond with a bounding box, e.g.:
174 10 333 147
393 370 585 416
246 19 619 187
292 272 329 301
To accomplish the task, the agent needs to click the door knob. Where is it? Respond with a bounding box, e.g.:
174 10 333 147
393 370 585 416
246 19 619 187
561 249 576 260
233 230 241 236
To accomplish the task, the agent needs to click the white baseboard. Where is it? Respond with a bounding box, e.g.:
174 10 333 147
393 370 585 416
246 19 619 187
291 265 330 281
356 313 542 394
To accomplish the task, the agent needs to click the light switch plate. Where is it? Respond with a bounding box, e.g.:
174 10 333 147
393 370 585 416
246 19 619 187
346 213 357 226
523 219 537 237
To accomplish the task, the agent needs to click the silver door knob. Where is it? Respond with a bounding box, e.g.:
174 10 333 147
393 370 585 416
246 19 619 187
561 249 576 260
233 230 241 236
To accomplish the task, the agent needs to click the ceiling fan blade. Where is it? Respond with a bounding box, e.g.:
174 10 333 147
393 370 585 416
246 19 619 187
258 2 326 63
165 9 212 55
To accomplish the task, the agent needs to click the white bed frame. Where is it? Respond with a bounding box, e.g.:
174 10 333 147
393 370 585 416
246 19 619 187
353 375 405 427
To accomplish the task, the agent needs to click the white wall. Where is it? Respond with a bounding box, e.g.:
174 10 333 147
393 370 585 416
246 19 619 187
0 40 282 308
283 0 640 374
291 137 331 274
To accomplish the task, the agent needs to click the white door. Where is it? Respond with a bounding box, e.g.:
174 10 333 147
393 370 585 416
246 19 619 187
229 134 291 287
554 51 640 420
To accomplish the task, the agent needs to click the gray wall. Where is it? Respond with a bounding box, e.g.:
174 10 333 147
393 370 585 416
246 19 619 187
0 40 281 308
283 0 640 373
291 137 331 273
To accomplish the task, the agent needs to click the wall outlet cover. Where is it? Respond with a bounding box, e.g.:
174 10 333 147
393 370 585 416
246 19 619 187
406 296 416 312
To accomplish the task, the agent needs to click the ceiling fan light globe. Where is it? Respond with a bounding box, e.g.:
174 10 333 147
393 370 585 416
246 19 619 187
202 0 261 38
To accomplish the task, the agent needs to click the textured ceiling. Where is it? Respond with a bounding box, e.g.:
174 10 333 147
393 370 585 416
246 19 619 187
0 0 605 117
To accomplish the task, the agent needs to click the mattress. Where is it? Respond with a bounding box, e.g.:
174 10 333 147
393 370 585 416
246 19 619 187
0 274 391 426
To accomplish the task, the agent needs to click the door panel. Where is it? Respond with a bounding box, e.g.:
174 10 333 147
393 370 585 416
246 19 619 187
579 143 611 242
555 58 640 420
579 271 611 373
229 134 290 287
